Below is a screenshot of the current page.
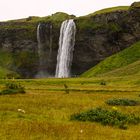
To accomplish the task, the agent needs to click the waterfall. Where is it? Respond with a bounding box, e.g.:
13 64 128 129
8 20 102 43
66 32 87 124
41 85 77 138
36 23 52 78
37 23 45 77
55 19 76 78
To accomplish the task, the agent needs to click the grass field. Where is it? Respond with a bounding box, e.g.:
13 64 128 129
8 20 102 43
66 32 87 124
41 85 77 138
0 76 140 140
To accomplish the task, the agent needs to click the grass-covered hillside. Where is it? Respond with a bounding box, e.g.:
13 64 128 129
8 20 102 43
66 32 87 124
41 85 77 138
87 6 129 16
81 41 140 77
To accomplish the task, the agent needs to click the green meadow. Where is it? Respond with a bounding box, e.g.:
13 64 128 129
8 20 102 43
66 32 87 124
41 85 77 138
0 76 140 140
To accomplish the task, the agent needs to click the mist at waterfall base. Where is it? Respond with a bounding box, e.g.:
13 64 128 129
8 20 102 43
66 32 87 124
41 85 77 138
55 19 76 78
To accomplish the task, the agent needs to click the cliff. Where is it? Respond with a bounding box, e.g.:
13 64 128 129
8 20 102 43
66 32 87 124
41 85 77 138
0 2 140 78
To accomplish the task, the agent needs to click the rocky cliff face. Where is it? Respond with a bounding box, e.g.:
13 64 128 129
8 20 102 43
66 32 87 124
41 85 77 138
73 2 140 75
0 3 140 78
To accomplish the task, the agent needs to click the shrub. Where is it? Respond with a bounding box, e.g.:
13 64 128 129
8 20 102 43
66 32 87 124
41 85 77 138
70 107 140 129
100 81 106 86
0 82 25 95
106 98 140 106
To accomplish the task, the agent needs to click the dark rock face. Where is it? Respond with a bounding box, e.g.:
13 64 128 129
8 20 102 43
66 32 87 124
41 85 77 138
0 2 140 78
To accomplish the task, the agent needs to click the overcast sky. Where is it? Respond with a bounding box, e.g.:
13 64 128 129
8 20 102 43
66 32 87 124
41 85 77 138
0 0 138 21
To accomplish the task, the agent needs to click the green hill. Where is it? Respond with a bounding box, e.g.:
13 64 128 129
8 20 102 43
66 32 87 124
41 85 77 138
81 41 140 77
87 6 129 16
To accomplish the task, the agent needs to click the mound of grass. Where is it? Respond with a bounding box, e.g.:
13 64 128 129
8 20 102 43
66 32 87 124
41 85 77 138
88 6 129 17
81 41 140 77
0 82 25 95
106 98 140 106
70 107 140 129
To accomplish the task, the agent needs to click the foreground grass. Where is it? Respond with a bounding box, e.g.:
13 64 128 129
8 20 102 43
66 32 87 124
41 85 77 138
0 76 140 139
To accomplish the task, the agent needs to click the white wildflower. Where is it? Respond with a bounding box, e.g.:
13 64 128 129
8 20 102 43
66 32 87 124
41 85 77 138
18 109 26 114
80 129 83 133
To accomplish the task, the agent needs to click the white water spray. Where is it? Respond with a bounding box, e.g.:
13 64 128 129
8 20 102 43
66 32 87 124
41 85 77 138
55 19 76 78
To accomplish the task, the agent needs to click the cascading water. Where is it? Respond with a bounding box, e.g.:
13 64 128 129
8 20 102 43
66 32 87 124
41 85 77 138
55 19 76 78
37 23 45 77
37 23 52 78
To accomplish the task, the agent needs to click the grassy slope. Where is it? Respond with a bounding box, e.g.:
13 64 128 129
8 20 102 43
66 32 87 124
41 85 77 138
1 6 129 29
102 60 140 77
8 12 74 23
0 77 140 139
75 6 129 30
82 41 140 77
87 6 129 16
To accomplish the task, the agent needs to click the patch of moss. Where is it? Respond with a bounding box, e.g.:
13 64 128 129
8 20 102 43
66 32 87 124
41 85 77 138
13 50 38 78
0 66 18 79
75 16 102 30
106 23 122 32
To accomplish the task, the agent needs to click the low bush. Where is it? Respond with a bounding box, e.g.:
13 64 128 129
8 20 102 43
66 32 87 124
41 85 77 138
0 82 25 95
106 98 140 106
100 81 106 86
70 107 140 129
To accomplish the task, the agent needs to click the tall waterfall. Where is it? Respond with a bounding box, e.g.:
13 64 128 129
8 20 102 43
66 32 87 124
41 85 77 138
37 23 52 78
37 23 45 77
55 19 76 78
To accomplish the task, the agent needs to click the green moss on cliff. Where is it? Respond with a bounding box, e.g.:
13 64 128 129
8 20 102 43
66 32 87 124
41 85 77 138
13 50 38 77
75 17 102 30
0 50 13 68
0 12 75 41
0 50 20 78
0 67 20 79
75 6 128 30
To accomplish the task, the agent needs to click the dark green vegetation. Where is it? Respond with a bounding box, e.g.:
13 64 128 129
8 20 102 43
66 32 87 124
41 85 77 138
70 107 140 129
0 82 25 95
106 98 140 106
82 41 140 77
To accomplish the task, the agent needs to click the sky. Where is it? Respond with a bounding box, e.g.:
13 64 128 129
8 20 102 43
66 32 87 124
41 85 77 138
0 0 139 21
